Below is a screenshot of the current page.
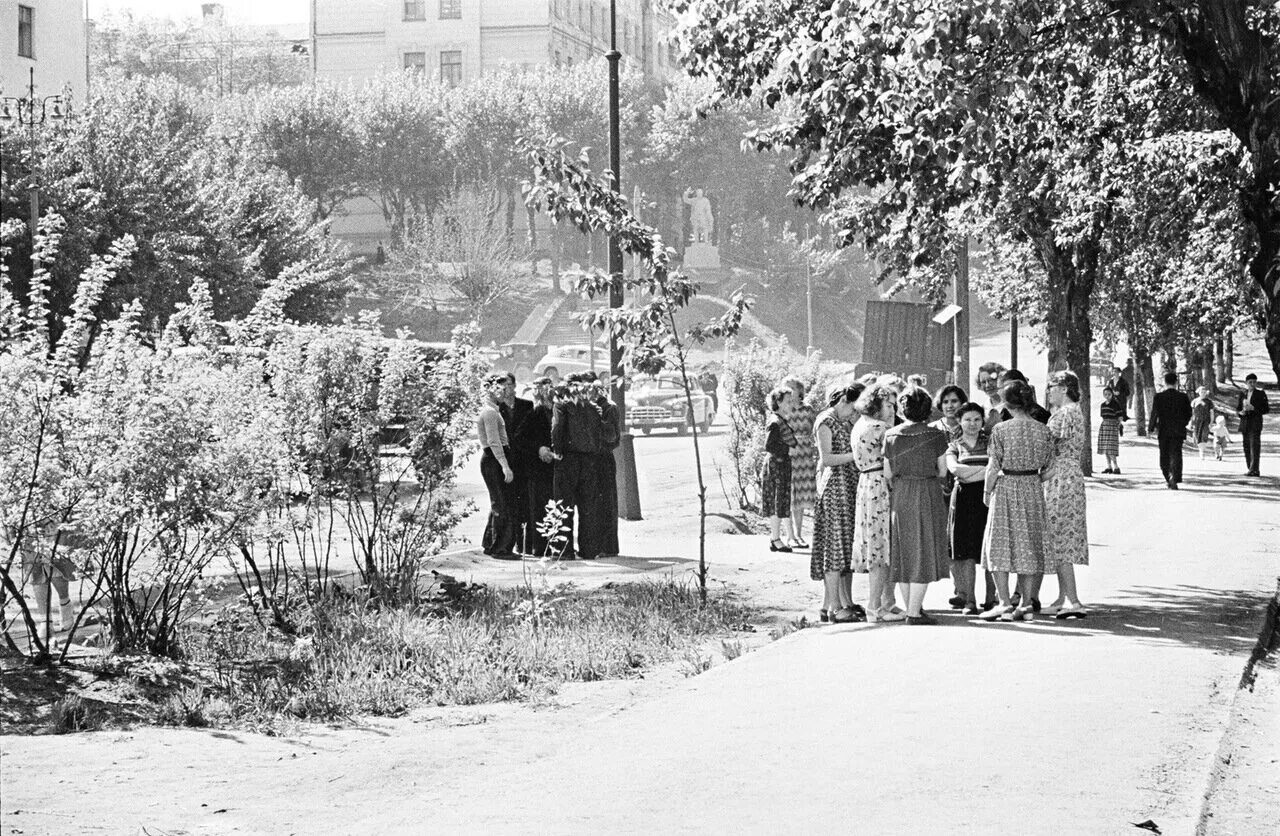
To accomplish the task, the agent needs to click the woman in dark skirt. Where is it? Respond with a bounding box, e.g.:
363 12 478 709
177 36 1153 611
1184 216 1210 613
761 385 797 552
946 402 990 614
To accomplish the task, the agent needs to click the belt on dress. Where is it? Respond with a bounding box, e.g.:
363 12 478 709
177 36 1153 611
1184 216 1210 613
859 465 883 473
1002 468 1040 476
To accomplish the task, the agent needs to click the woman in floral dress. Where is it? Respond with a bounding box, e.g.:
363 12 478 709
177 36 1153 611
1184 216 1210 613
809 382 865 623
851 385 904 622
784 377 819 548
1042 370 1089 618
979 380 1054 623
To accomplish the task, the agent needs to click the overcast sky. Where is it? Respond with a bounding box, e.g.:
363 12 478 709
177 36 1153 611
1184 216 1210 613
89 0 309 27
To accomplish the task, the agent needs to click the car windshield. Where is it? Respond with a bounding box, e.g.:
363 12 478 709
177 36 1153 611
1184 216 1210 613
635 376 682 391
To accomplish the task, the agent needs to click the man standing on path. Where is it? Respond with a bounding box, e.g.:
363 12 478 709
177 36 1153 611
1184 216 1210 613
1109 365 1133 421
1236 373 1271 476
1149 372 1193 489
500 372 534 553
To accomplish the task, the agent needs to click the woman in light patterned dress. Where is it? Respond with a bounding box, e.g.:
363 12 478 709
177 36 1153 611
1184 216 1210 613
979 380 1054 623
851 385 905 622
784 377 819 549
809 382 865 623
1042 370 1089 618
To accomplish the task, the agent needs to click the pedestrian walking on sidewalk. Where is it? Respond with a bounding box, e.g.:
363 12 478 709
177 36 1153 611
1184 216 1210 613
1042 370 1089 619
783 376 818 549
762 386 798 552
478 373 519 558
810 382 865 623
1098 386 1123 473
1189 386 1220 461
979 380 1053 623
946 403 990 614
884 385 951 625
1149 372 1193 489
1236 373 1270 476
852 385 904 622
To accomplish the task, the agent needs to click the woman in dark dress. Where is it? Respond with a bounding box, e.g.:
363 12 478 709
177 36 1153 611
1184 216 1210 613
946 402 990 614
883 385 951 625
810 382 865 623
761 386 797 552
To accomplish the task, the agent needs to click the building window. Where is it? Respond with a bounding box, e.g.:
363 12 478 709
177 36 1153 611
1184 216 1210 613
403 51 426 72
404 0 426 20
18 5 34 59
440 0 461 19
440 50 463 86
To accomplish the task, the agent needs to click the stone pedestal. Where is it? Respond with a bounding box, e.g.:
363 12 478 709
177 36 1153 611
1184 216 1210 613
684 242 721 269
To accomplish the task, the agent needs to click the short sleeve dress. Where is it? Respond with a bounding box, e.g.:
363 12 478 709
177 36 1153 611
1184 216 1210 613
850 416 891 571
788 404 819 509
884 422 950 584
1189 397 1216 445
981 417 1054 574
1044 401 1089 569
809 409 859 580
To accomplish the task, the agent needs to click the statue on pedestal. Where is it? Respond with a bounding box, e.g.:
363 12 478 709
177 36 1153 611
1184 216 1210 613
682 188 714 244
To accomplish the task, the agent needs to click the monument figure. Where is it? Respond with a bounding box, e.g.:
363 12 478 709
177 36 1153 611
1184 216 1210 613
681 187 720 271
683 188 715 244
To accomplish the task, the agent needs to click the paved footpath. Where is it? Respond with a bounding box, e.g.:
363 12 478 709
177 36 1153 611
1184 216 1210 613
3 428 1277 835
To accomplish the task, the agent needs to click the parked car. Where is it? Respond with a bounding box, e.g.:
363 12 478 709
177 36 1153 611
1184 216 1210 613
626 373 715 435
533 344 611 382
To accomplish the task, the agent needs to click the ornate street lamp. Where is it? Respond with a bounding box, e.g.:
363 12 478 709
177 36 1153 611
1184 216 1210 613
0 68 71 237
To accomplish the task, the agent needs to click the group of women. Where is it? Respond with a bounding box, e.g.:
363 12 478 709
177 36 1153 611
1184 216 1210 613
784 370 1090 625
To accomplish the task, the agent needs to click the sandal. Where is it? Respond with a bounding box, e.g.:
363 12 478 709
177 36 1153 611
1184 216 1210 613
819 609 830 623
769 539 793 553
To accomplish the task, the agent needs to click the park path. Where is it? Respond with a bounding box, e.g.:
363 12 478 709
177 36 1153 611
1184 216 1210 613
2 412 1277 835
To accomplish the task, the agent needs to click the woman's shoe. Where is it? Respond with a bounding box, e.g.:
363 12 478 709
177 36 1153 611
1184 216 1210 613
905 613 937 625
1114 467 1121 474
819 609 830 623
980 605 1011 621
874 608 906 622
830 607 863 623
1009 606 1035 622
962 606 981 616
769 539 793 553
948 595 966 609
1056 604 1088 619
791 537 810 549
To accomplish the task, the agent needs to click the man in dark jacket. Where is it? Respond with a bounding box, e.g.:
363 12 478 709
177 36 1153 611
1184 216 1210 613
513 377 557 555
998 369 1051 424
589 375 621 557
1236 373 1271 476
1108 365 1133 421
551 374 612 558
1149 372 1193 488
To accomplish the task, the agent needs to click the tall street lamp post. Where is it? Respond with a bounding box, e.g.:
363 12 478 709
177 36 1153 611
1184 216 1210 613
607 0 642 520
0 68 70 239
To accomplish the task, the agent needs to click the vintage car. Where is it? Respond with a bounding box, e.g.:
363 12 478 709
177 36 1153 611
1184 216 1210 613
625 373 715 435
533 344 611 382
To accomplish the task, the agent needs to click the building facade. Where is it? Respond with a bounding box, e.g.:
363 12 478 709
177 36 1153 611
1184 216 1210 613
313 0 677 85
1 0 88 101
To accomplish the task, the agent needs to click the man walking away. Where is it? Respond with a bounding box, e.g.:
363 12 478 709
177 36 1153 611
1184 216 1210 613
1149 372 1193 489
1236 373 1271 476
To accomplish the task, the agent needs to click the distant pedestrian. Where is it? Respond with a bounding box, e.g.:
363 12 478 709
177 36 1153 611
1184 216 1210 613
478 373 519 559
1097 385 1123 474
979 380 1054 623
698 366 720 415
1148 372 1193 489
946 403 990 614
762 386 798 552
1236 373 1270 476
810 382 865 623
783 376 818 548
1042 370 1089 618
588 375 621 557
1189 386 1219 461
1108 365 1133 421
552 373 613 558
1212 414 1231 461
884 386 951 625
852 385 903 622
499 372 533 553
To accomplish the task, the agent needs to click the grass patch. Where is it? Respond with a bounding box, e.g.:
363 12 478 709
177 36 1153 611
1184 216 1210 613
182 577 753 726
48 695 103 734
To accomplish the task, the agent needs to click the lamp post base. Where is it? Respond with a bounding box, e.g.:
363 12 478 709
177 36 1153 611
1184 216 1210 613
614 433 642 520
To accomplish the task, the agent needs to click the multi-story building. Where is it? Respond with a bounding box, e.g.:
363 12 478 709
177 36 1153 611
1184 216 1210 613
1 0 88 101
312 0 677 85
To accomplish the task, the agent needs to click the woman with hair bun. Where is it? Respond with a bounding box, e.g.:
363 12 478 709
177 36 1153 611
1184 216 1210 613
851 384 904 621
1042 370 1089 618
979 380 1054 622
809 382 866 623
883 385 951 624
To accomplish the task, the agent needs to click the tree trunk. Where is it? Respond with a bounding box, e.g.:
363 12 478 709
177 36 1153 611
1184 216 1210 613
1203 344 1217 395
1040 238 1094 476
1224 330 1234 380
1214 337 1226 384
1137 350 1156 436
